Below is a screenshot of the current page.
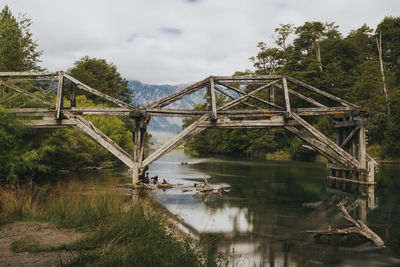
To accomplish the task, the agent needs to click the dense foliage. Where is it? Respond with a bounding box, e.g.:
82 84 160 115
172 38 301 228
186 17 400 160
0 5 42 71
69 56 133 104
0 6 136 183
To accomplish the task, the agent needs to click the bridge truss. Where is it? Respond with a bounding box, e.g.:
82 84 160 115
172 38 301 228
0 72 377 184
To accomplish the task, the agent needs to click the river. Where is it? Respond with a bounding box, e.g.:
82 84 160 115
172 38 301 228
60 150 400 266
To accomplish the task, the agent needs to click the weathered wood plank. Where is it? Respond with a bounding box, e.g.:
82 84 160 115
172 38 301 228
291 113 360 168
285 125 344 165
334 120 358 128
200 117 286 128
73 115 134 168
24 118 76 128
359 122 367 170
64 74 134 109
287 77 359 108
269 85 275 104
55 73 64 119
288 89 327 108
6 78 59 82
326 162 357 171
340 126 359 148
327 176 375 185
0 72 58 77
146 77 209 108
216 80 281 110
0 82 55 107
209 77 217 120
282 78 291 116
214 86 258 109
214 75 285 80
295 106 353 116
274 82 327 108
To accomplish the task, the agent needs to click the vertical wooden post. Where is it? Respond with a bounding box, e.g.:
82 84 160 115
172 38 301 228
55 72 64 119
70 83 76 107
209 77 217 120
131 114 150 183
269 85 275 104
359 120 366 170
282 77 291 117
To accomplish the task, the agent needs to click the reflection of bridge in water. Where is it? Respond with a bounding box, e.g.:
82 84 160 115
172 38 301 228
0 72 377 184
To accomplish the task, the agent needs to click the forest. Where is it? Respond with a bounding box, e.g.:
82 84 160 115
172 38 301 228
184 18 400 161
0 6 135 183
0 4 399 183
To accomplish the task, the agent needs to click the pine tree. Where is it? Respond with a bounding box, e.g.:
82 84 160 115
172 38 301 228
0 5 42 71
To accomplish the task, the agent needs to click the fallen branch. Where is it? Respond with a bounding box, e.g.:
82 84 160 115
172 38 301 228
307 200 384 246
157 179 174 189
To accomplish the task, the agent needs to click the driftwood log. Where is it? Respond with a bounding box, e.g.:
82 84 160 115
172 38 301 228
157 179 174 189
307 200 384 246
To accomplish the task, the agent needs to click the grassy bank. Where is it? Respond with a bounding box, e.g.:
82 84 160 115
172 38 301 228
0 182 221 266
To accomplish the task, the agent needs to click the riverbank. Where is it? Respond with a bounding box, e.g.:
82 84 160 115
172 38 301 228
0 182 221 266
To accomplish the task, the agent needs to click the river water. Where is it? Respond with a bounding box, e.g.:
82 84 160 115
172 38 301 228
61 150 400 266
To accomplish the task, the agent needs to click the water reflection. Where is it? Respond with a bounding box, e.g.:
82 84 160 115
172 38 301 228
148 150 400 266
50 150 400 266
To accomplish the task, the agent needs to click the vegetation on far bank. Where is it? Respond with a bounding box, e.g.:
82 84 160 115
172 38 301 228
185 18 400 161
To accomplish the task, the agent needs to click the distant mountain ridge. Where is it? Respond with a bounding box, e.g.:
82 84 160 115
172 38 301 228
128 80 205 133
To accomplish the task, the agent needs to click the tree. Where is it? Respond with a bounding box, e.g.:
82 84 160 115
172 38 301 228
69 56 133 103
0 5 42 71
294 22 341 72
274 24 294 52
249 42 285 75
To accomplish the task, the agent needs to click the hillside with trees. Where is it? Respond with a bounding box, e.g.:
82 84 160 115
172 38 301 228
184 18 400 161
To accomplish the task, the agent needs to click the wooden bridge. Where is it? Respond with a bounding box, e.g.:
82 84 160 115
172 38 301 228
0 71 377 184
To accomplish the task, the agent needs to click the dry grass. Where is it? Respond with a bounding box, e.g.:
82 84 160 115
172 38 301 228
0 182 222 266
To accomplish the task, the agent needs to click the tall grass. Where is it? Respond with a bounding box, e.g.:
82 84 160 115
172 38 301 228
0 183 220 266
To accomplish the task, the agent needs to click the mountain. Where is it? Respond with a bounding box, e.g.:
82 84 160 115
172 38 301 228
129 81 205 134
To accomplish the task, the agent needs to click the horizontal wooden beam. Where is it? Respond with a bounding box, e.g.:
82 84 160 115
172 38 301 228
327 176 375 185
5 78 59 82
10 106 358 118
327 162 358 171
200 117 288 128
24 118 77 128
0 72 58 77
214 75 285 80
334 120 358 128
294 106 354 116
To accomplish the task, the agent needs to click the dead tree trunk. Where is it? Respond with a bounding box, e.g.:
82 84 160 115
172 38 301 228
315 42 323 72
307 200 384 246
376 31 390 115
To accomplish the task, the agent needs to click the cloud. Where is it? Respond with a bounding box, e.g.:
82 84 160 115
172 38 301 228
3 0 400 84
159 27 183 36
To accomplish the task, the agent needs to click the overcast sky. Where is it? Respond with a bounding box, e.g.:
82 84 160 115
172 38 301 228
2 0 399 84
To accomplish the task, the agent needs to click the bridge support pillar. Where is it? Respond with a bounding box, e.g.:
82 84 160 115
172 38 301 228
328 110 376 185
130 112 150 184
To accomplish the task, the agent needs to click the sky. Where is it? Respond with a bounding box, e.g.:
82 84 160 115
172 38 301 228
2 0 400 84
